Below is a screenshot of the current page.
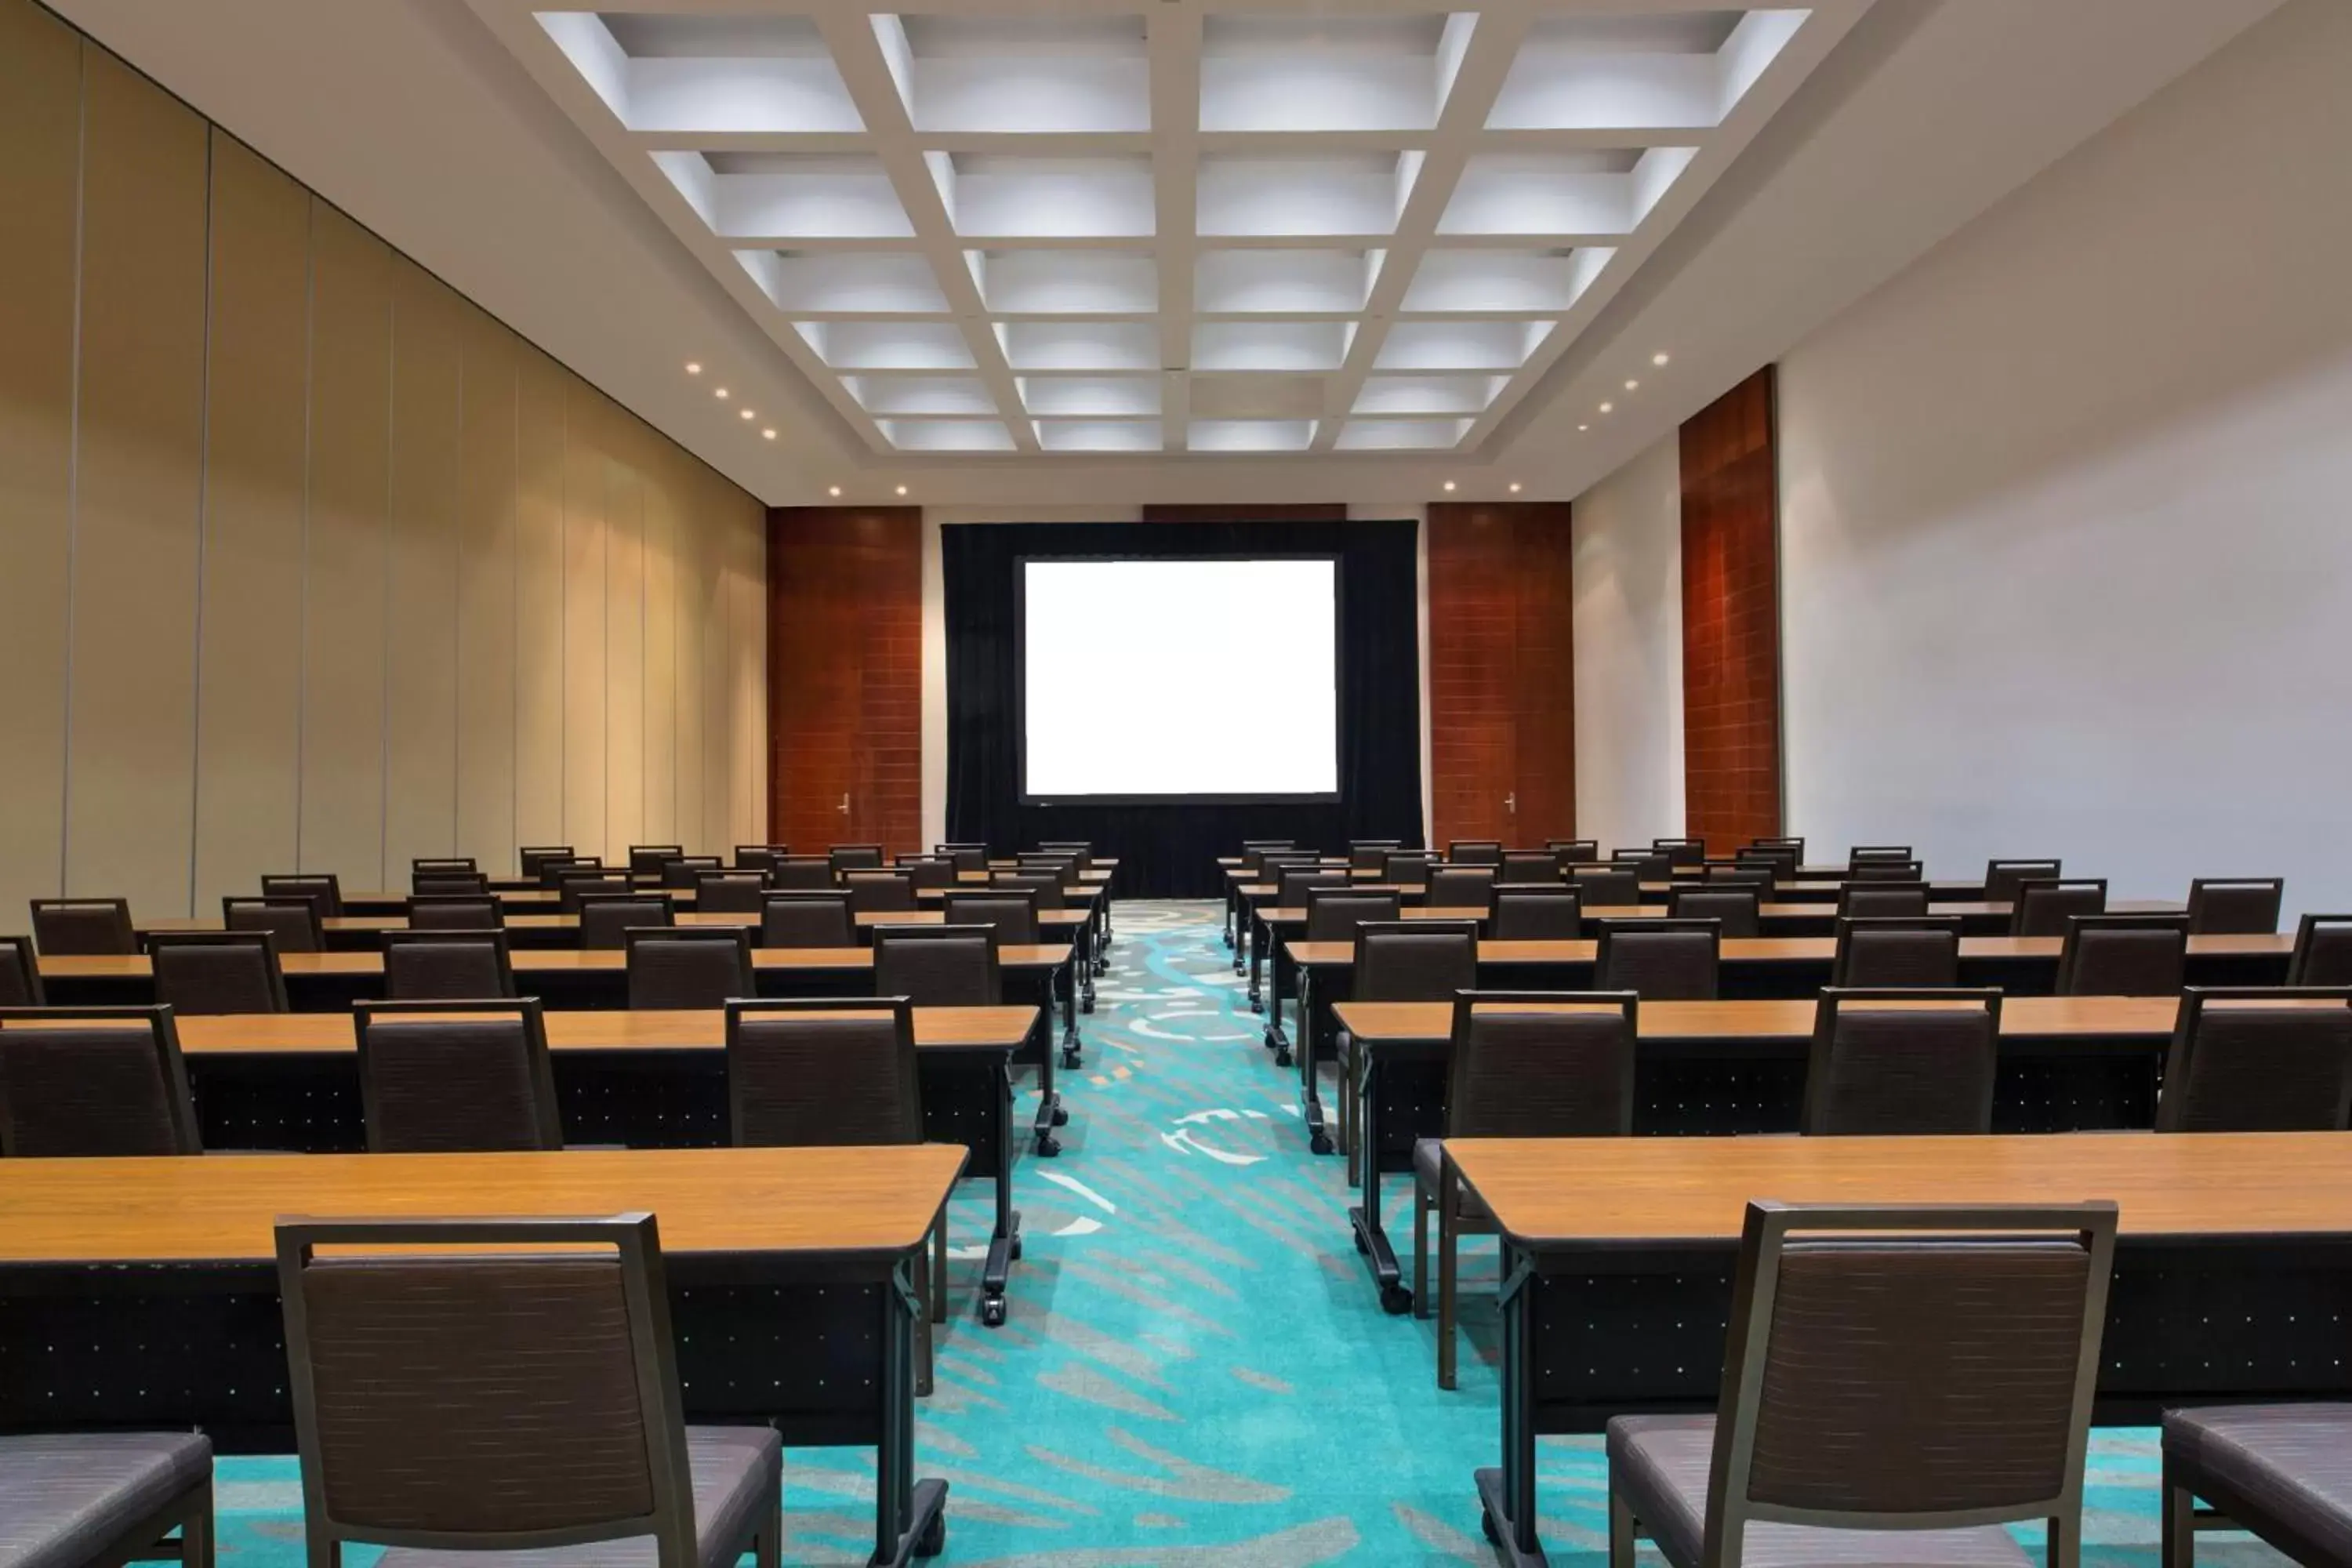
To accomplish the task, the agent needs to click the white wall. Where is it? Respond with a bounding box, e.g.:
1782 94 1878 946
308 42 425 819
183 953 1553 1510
1572 434 1684 853
1777 0 2352 911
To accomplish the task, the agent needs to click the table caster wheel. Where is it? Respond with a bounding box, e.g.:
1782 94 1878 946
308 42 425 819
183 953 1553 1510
1035 1133 1062 1158
1010 1233 1024 1261
1353 1228 1370 1255
1060 1048 1082 1070
980 1298 1007 1328
1380 1283 1414 1316
1310 1131 1333 1156
1275 1050 1293 1069
1080 997 1094 1014
1051 1105 1069 1127
1482 1511 1501 1546
1249 997 1263 1014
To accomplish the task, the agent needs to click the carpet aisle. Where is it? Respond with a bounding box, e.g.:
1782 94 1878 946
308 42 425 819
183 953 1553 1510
211 901 2280 1565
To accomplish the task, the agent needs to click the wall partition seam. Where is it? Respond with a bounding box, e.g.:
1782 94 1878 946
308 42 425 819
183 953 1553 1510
379 287 396 890
293 197 314 873
185 125 216 916
56 40 86 897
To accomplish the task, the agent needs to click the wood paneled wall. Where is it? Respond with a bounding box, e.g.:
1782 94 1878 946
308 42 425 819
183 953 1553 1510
0 0 766 920
1680 366 1783 855
1426 503 1577 848
767 507 923 856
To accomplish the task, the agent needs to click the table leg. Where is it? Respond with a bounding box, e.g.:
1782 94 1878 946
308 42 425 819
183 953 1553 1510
1275 958 1302 1069
1474 1250 1546 1566
1264 938 1293 1055
1094 895 1109 975
1229 884 1243 967
989 1060 1024 1326
1057 954 1083 1072
1030 997 1067 1155
878 1259 951 1563
1347 1048 1410 1314
1080 919 1097 1012
1247 912 1264 1009
1301 967 1334 1155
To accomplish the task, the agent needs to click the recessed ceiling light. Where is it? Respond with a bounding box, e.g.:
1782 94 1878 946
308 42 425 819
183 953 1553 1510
761 429 775 441
1577 424 1588 432
1599 401 1613 414
828 485 842 498
684 361 702 375
895 485 909 496
741 408 755 420
1442 481 1457 492
1508 483 1522 494
1652 353 1670 367
1624 379 1639 391
714 387 729 399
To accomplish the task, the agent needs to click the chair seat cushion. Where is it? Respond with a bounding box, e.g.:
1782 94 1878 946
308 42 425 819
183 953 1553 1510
379 1426 780 1568
1607 1415 2034 1568
2165 1403 2352 1566
0 1431 212 1568
1411 1139 1492 1218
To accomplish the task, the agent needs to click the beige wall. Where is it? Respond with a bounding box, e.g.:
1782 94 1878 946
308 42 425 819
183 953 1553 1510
0 0 766 921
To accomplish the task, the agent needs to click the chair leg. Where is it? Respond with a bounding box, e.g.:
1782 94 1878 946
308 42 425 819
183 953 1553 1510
756 1485 782 1568
182 1483 215 1568
2160 1461 2196 1568
1609 1485 1637 1568
1411 1177 1431 1320
2048 1509 2079 1568
1437 1165 1460 1391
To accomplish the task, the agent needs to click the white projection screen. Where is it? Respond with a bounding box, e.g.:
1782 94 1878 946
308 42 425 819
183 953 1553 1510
1021 557 1341 801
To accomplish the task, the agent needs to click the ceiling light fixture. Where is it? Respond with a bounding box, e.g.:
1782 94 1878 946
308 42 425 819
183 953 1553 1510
1652 353 1670 367
1508 483 1523 494
684 361 702 375
1442 481 1457 492
828 485 842 498
1577 424 1588 432
761 429 775 441
714 387 729 400
739 408 754 420
1624 379 1639 391
1599 401 1613 414
895 485 909 496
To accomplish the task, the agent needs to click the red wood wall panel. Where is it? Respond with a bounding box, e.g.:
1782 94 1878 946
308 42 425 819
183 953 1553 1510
766 506 922 858
1679 367 1782 855
1426 503 1575 848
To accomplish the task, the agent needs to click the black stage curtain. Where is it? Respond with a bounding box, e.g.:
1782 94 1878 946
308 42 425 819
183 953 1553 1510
944 519 1424 898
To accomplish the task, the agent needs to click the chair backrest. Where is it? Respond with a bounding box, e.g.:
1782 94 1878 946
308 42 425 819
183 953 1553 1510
1446 840 1502 866
1611 851 1674 883
0 1005 200 1156
726 998 923 1147
1445 991 1636 1138
1700 1200 2114 1565
829 844 885 873
1257 851 1319 886
1668 887 1760 938
1653 837 1706 868
731 845 789 875
1497 851 1560 887
1595 919 1719 1000
1305 888 1400 942
1846 858 1924 882
1352 920 1479 1002
1847 844 1914 869
2012 878 2107 935
1018 852 1080 887
410 856 479 880
1740 841 1801 872
625 927 754 1010
576 893 676 951
769 856 837 890
355 999 561 1152
936 843 989 873
263 873 343 919
844 870 916 914
517 844 574 880
1750 835 1805 859
1547 839 1600 865
0 936 42 1007
760 892 857 949
628 844 685 876
2186 877 2284 935
990 871 1064 910
1569 866 1642 908
407 895 504 931
1425 866 1497 913
2290 914 2352 985
1381 850 1437 888
694 872 769 915
1984 858 2063 905
943 890 1040 946
224 895 325 954
895 856 956 891
873 925 1000 1005
149 931 288 1014
1706 864 1777 893
1036 841 1091 873
29 897 137 956
1838 881 1930 919
556 870 635 913
412 872 490 897
657 855 721 891
1831 916 1963 988
1490 887 1582 940
2156 986 2352 1132
276 1214 702 1566
382 931 516 1000
2055 913 2188 996
1802 988 2002 1134
538 855 603 888
1348 840 1402 873
1277 866 1350 909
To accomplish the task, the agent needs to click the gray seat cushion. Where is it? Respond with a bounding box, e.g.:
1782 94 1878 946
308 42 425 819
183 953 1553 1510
379 1426 780 1568
2165 1404 2352 1567
1411 1139 1491 1220
0 1432 212 1568
1608 1414 2034 1567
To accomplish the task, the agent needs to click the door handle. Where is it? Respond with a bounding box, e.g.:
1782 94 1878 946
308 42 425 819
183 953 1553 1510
838 793 850 815
1505 792 1517 814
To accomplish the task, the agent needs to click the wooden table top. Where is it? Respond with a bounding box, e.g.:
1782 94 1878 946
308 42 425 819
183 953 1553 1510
0 1145 969 1265
38 942 1077 981
1445 1131 2352 1248
140 909 1086 937
1333 995 2190 1044
1283 934 2292 967
165 1005 1042 1055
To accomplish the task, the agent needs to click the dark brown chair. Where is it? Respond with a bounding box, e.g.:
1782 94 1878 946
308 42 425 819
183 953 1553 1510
406 894 503 931
1738 844 1800 877
2185 877 2284 935
990 871 1064 910
760 892 856 949
381 930 515 1000
943 890 1040 946
1832 916 1964 987
2013 878 2108 936
1338 923 1479 1173
517 844 574 880
1750 835 1805 860
275 1214 783 1568
626 927 754 1010
355 999 561 1152
658 855 722 891
1277 866 1349 910
829 844 885 873
1653 837 1706 869
731 844 789 875
0 1005 201 1156
2154 986 2352 1133
2163 1403 2352 1567
1607 1200 2115 1568
223 895 324 954
1305 888 1400 942
1668 887 1759 938
1018 853 1080 887
0 1432 214 1568
1838 880 1931 918
31 896 137 955
0 935 44 1007
1497 851 1560 887
1612 852 1674 883
895 856 956 892
148 931 287 1014
261 873 342 919
936 843 989 873
628 843 686 875
538 854 604 888
1425 866 1497 913
1802 988 2003 1135
576 893 675 950
1349 840 1403 873
1595 919 1719 1000
1705 864 1776 894
1490 887 1581 940
694 871 769 915
1848 844 1914 869
2056 913 2189 996
1036 841 1092 874
1547 839 1600 865
412 871 490 897
410 856 477 877
556 870 636 913
873 925 1000 1006
769 855 837 890
1447 840 1502 866
1986 858 2063 905
844 870 916 915
1239 840 1295 877
1381 850 1437 889
1413 991 1636 1388
1846 858 1925 882
2290 914 2352 985
1570 866 1642 908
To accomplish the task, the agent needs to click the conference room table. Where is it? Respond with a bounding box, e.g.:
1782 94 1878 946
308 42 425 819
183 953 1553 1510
169 1005 1039 1325
1323 993 2212 1312
0 1145 960 1567
1445 1130 2352 1566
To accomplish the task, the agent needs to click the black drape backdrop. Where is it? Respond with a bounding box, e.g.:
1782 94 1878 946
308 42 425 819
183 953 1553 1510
944 519 1425 897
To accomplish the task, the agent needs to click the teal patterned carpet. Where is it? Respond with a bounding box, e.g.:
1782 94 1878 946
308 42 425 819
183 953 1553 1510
213 902 2283 1565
